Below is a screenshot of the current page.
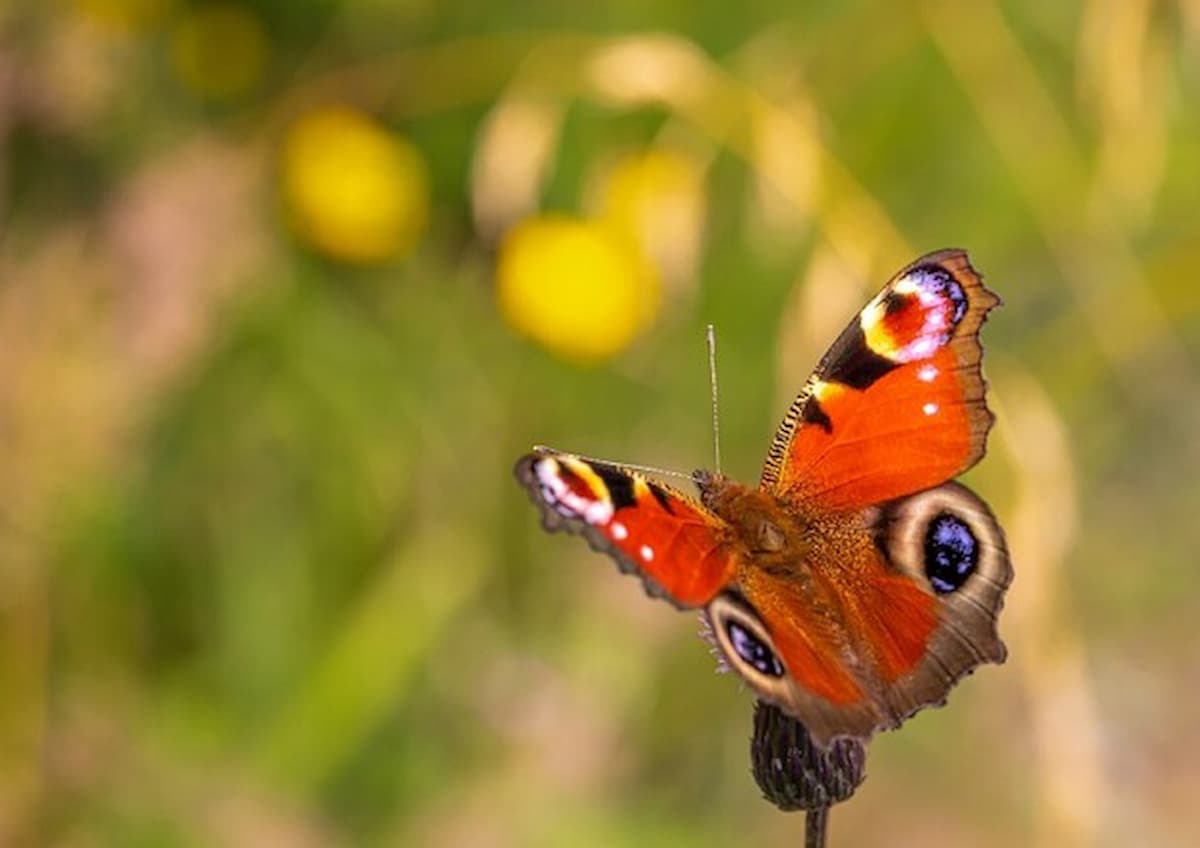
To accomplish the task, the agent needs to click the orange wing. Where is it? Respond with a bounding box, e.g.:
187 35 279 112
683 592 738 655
706 483 1012 747
761 250 998 512
515 449 738 607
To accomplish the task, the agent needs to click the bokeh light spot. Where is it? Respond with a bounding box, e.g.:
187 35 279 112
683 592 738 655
595 148 706 288
280 107 430 265
497 215 661 362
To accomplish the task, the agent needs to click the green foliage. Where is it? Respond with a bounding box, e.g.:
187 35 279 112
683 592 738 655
3 1 1200 845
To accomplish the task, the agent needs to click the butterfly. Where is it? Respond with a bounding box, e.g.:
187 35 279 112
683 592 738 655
514 250 1012 747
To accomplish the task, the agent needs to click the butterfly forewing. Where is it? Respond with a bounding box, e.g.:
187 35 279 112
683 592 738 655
761 249 998 511
515 450 738 608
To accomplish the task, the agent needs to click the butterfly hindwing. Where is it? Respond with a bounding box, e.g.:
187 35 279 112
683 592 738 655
704 482 1011 747
869 482 1012 717
761 250 998 511
515 449 738 608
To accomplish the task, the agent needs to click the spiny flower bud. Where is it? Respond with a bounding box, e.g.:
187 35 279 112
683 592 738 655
750 700 867 812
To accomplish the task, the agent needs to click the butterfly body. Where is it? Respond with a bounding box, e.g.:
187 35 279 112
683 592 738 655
695 473 810 565
516 250 1012 747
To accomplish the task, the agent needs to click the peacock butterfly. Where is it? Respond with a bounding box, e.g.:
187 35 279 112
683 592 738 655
514 249 1012 747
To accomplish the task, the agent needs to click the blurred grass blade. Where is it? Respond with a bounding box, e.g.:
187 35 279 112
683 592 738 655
1077 0 1168 231
582 34 911 273
471 87 564 242
257 526 486 793
774 243 872 416
920 0 1195 403
994 363 1104 848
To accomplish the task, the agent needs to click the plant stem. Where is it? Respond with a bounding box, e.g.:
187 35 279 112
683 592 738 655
805 805 829 848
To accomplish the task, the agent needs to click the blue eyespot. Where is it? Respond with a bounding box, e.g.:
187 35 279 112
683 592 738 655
727 620 785 677
924 512 979 593
911 266 968 325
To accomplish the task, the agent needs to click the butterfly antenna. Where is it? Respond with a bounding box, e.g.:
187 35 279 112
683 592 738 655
531 445 694 482
707 323 722 475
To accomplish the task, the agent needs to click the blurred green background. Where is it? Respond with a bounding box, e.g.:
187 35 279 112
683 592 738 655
3 0 1199 845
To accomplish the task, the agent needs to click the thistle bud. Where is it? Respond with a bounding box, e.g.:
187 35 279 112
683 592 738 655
750 700 867 812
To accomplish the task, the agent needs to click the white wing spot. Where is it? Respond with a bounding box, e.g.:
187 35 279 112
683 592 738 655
908 338 938 360
918 365 938 383
583 501 614 525
611 522 628 540
923 402 939 416
640 545 655 562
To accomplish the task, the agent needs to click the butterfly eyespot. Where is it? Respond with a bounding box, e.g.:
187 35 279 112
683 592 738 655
727 620 785 678
923 511 979 594
883 290 908 316
532 456 623 526
878 482 1007 603
707 593 790 686
907 265 968 325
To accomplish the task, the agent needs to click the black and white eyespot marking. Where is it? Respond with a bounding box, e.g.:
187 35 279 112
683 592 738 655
726 619 785 677
707 591 790 688
923 511 979 594
874 482 1006 603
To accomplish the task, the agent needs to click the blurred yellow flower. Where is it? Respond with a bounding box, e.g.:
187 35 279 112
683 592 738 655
280 107 430 265
592 148 706 290
169 3 266 100
497 215 661 362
